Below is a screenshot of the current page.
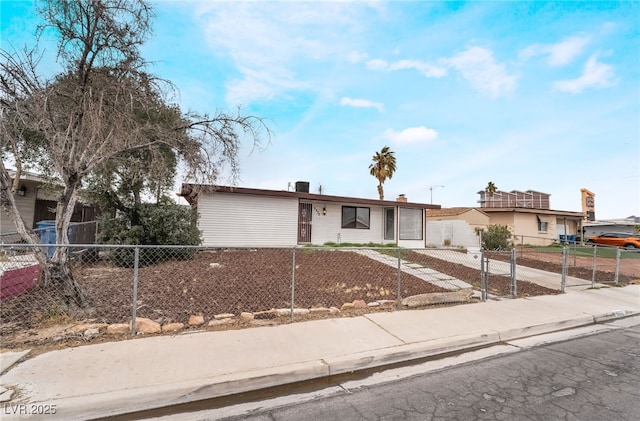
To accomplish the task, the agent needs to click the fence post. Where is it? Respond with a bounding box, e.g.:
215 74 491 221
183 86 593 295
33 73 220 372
561 246 567 293
290 246 296 321
131 246 139 336
480 251 487 302
614 248 621 285
510 248 517 298
591 245 597 287
395 248 402 310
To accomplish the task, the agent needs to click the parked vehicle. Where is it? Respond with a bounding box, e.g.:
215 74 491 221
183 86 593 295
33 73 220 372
586 232 640 249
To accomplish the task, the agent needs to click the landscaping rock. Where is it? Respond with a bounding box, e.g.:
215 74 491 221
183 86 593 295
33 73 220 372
68 323 107 334
401 289 474 308
132 317 161 334
214 313 235 319
208 318 233 327
341 302 354 310
309 307 330 313
188 315 205 326
352 300 367 308
84 328 100 337
367 301 381 307
162 322 184 332
329 307 341 314
240 312 255 321
107 323 130 335
254 309 278 319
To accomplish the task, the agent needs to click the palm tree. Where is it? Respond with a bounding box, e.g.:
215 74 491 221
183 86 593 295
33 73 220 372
369 146 397 200
485 181 497 198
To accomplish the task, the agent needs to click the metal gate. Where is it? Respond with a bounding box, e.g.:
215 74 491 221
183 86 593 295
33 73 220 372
298 202 312 243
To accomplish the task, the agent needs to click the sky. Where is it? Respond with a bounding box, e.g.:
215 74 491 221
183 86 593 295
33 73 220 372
1 1 639 220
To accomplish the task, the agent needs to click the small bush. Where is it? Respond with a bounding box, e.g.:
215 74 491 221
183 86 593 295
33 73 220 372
479 225 512 250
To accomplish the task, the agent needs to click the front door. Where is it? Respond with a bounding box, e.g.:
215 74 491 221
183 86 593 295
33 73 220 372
298 202 312 243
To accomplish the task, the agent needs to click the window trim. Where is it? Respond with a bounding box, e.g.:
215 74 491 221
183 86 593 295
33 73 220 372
341 206 371 229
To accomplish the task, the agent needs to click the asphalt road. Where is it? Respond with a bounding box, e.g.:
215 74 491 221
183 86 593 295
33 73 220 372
150 320 640 421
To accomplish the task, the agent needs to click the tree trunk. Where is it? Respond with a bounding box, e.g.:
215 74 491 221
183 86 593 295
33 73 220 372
377 183 384 200
51 180 88 309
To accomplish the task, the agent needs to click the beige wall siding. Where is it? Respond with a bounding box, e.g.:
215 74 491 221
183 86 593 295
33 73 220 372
198 192 298 247
1 187 37 234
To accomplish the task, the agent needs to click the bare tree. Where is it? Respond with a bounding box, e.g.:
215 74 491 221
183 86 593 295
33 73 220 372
0 0 270 309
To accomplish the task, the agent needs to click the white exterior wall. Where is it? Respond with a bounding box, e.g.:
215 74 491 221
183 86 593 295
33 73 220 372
425 220 480 249
198 193 298 247
311 202 387 245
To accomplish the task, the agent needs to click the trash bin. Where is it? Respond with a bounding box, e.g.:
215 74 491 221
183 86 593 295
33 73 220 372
36 220 56 257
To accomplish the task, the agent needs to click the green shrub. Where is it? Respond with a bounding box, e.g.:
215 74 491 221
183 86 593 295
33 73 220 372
99 202 201 267
479 224 512 250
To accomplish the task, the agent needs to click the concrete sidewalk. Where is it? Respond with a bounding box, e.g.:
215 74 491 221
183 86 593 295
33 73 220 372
1 285 638 420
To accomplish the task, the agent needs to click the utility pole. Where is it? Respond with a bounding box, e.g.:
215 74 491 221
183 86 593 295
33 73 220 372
429 185 444 204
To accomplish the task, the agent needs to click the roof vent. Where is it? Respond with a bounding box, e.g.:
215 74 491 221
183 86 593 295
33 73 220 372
295 181 310 193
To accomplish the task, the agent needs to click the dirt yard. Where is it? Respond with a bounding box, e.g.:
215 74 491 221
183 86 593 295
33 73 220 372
1 247 635 351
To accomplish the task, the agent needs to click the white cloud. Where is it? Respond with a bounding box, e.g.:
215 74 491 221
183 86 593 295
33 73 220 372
347 51 368 63
553 54 617 93
519 35 590 67
384 126 439 145
365 58 446 77
443 47 517 98
340 97 384 112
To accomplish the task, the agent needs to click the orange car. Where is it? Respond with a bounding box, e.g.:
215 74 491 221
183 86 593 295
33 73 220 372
586 232 640 249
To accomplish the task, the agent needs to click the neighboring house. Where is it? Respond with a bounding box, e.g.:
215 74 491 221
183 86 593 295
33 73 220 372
180 183 441 248
425 208 489 249
1 170 102 241
480 208 584 246
583 216 640 238
476 188 584 245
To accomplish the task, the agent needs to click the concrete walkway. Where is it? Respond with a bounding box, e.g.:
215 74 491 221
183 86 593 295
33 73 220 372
415 249 597 291
1 285 638 420
351 249 473 291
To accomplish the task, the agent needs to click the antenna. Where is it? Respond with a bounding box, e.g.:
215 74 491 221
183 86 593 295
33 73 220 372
287 182 293 191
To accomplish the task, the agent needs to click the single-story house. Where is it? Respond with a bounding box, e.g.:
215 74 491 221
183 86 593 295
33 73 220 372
1 170 103 241
179 183 441 248
426 207 490 231
480 208 585 246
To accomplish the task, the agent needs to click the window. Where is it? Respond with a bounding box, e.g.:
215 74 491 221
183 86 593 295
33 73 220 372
537 216 549 232
399 208 423 240
384 208 395 240
342 206 370 229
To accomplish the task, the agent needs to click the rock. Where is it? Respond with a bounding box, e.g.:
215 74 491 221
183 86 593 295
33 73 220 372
214 313 235 319
240 312 254 321
209 263 221 268
132 317 161 334
329 307 341 314
107 323 130 335
68 323 107 334
84 328 100 337
162 322 184 332
309 307 330 313
254 309 278 319
377 300 397 307
341 302 354 310
208 318 233 327
352 300 367 308
367 301 381 307
188 315 205 326
401 289 474 308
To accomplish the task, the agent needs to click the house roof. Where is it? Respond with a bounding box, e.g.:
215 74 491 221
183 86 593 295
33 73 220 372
480 207 585 218
180 184 441 210
426 207 488 217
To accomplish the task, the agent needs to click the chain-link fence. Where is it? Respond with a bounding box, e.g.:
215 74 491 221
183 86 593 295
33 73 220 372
1 243 637 346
